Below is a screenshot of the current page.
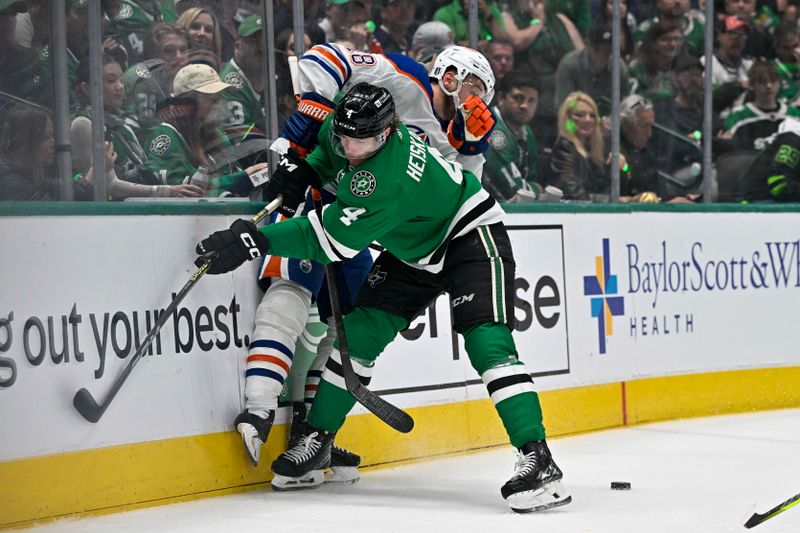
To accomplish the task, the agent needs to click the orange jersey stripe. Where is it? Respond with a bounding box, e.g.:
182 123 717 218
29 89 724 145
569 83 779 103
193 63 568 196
260 254 284 280
383 56 431 103
313 46 348 80
247 354 291 374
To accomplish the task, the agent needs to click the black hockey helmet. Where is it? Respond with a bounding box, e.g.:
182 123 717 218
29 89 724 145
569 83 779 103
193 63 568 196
332 82 396 139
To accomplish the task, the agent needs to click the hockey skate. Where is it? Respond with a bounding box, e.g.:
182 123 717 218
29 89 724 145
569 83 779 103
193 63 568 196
288 402 361 485
271 426 335 491
234 409 275 466
500 440 572 513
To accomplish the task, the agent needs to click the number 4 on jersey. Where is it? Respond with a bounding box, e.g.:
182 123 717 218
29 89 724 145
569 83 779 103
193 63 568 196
340 207 366 226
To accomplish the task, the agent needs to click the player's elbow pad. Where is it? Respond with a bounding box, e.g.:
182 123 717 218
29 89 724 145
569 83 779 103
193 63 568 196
281 92 334 153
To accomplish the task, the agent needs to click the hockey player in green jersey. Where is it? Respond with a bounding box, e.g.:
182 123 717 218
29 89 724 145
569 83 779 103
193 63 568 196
196 83 571 513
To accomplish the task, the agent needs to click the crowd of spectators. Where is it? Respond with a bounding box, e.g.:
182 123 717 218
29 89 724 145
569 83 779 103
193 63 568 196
3 0 800 202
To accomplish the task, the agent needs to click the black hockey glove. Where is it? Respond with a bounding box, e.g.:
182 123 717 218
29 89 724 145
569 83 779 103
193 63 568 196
264 148 321 217
195 219 270 275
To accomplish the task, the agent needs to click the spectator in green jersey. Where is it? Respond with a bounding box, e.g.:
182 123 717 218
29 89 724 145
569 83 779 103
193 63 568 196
484 71 541 202
145 63 266 196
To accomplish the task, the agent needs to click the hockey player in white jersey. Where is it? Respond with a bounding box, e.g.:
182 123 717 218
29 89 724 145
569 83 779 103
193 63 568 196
235 45 498 486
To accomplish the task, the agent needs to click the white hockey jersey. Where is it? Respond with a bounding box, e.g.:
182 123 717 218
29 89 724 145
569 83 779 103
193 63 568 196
297 43 484 177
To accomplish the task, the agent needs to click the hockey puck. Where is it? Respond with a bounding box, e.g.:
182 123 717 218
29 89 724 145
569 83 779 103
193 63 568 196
611 481 631 490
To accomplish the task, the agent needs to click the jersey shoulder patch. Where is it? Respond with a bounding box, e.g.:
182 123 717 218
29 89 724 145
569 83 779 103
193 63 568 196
149 133 172 157
116 3 134 20
223 70 245 90
491 129 508 151
350 170 377 197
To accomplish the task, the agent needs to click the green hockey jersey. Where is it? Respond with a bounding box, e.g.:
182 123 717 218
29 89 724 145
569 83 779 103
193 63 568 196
219 59 264 130
114 0 178 64
483 108 538 201
144 122 249 195
262 120 504 270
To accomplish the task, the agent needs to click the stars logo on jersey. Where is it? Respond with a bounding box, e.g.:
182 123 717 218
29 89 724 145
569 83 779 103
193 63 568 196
149 134 172 156
135 64 152 79
350 171 376 197
490 129 508 151
117 4 133 20
224 71 245 90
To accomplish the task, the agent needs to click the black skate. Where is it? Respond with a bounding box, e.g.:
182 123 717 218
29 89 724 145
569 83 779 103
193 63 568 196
500 440 572 513
288 402 361 485
327 443 361 484
288 402 308 449
234 409 275 466
271 426 334 491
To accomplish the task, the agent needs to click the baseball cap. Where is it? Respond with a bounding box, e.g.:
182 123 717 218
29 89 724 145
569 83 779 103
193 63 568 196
718 15 752 34
412 21 454 50
0 0 27 13
237 15 262 38
172 64 231 96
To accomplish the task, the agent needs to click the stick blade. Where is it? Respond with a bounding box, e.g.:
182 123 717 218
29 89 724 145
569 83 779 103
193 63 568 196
351 384 414 433
73 388 103 423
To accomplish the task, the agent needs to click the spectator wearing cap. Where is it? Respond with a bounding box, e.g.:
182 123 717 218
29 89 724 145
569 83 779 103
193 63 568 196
723 61 800 151
483 70 541 202
219 15 265 131
555 19 630 117
636 0 705 57
0 0 49 108
724 0 772 59
773 24 800 103
485 39 514 85
144 63 266 196
702 15 753 90
433 0 506 46
373 0 418 55
409 20 453 62
652 54 725 198
629 20 685 103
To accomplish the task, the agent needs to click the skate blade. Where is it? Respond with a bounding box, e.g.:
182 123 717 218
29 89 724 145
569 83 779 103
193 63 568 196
271 471 325 491
324 466 360 485
507 481 572 513
236 423 263 467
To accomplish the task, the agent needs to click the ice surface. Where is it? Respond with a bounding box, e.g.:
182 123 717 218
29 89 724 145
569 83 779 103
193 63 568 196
24 409 800 533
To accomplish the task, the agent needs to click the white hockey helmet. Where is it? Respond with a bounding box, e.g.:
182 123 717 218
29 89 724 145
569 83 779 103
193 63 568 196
430 45 495 104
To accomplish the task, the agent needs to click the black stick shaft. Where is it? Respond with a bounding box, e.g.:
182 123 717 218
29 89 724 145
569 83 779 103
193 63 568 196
73 197 282 423
312 191 413 433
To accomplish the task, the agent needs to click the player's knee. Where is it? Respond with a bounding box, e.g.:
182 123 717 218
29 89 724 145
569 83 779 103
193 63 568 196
341 307 407 364
253 279 313 339
463 322 519 375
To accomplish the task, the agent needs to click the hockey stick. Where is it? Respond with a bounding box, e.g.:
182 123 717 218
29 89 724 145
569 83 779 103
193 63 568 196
312 191 414 433
73 196 283 423
744 492 800 529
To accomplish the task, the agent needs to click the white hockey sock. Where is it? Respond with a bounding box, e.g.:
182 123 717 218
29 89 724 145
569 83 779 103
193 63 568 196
245 279 312 412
